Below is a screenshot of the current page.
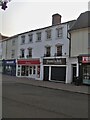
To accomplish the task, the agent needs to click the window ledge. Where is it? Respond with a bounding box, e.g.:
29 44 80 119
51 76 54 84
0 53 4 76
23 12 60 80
46 38 52 41
36 40 42 42
56 37 63 40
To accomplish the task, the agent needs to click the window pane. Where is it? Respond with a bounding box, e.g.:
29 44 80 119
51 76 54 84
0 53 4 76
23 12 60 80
46 30 51 39
56 28 63 38
37 32 41 41
57 46 62 56
28 34 33 42
21 35 25 44
28 48 32 57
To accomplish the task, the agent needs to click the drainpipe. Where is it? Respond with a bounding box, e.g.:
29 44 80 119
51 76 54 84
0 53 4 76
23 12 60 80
67 24 71 58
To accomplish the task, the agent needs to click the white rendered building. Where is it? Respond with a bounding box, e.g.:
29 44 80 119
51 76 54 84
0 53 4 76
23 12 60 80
16 14 76 83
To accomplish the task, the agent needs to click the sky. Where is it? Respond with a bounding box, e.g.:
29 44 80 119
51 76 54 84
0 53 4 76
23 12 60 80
0 0 89 37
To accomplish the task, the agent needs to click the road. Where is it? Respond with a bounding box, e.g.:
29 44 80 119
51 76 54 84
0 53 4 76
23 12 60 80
2 76 88 118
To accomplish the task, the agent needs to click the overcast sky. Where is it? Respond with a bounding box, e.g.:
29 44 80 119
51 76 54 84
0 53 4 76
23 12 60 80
0 0 89 37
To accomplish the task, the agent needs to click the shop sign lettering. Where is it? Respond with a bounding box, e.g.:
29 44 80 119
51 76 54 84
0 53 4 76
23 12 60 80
43 58 66 65
82 57 90 63
6 61 14 64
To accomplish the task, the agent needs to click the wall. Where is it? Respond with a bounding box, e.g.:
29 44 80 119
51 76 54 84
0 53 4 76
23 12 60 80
6 37 18 60
2 41 6 59
17 24 69 59
71 28 88 57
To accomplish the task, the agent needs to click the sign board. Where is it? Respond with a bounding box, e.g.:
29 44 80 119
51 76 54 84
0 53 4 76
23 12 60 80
17 59 40 65
43 58 66 65
82 56 90 63
3 59 16 65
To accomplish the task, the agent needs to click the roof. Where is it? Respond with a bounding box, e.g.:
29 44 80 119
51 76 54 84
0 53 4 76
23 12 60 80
0 33 9 41
1 19 76 42
69 11 90 31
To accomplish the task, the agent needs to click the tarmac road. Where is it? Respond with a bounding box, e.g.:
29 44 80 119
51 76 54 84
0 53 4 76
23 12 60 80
2 76 89 118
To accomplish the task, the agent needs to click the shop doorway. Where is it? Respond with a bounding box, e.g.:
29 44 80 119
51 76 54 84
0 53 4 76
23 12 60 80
51 67 66 82
43 66 49 81
72 64 77 83
21 66 29 76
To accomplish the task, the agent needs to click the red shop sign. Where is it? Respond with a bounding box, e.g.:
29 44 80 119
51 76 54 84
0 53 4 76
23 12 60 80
17 59 40 65
82 57 90 63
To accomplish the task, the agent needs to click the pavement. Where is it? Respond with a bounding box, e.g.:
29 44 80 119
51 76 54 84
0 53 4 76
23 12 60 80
2 75 90 95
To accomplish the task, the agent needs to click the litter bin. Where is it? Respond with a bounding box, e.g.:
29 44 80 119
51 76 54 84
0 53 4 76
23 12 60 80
75 76 80 86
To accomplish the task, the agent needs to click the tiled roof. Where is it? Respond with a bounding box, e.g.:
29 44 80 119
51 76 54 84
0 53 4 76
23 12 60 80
69 11 90 31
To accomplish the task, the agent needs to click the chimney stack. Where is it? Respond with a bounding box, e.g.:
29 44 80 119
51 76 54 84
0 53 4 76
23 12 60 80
52 13 62 26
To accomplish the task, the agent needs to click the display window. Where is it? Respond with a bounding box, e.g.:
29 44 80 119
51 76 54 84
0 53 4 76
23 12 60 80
83 64 90 84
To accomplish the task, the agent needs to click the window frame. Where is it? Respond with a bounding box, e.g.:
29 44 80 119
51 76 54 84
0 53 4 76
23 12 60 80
11 50 15 58
27 48 32 57
46 29 52 40
28 34 33 43
56 27 63 38
21 35 25 44
20 48 25 58
36 32 42 42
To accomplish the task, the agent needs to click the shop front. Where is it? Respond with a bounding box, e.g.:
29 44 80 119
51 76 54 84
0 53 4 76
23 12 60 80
43 58 66 82
17 59 41 79
2 59 16 76
78 55 90 85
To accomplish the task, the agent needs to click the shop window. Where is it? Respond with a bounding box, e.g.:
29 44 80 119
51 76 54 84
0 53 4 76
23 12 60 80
83 65 90 80
21 66 26 76
33 66 36 74
29 66 32 75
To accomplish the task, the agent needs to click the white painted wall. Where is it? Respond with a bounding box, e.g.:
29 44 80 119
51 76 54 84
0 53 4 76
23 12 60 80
6 36 18 60
2 41 6 59
17 24 69 59
17 23 72 81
